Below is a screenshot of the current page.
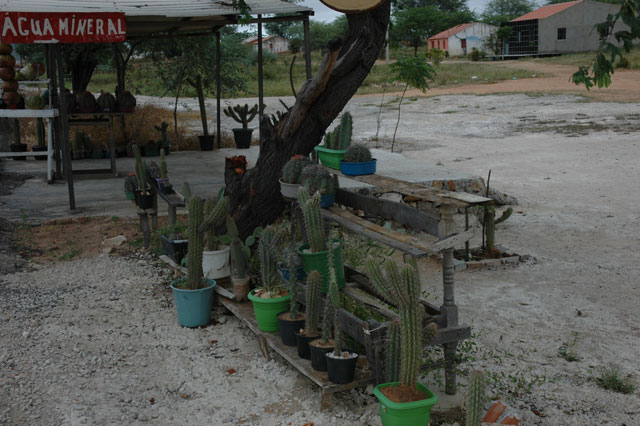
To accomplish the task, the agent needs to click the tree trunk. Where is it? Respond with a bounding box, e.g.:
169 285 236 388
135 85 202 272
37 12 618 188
193 75 208 136
69 46 98 94
225 2 390 237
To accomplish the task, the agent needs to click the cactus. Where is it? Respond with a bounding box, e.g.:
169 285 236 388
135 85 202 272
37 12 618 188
182 182 192 202
344 143 372 163
327 241 343 355
258 226 284 294
466 370 486 426
186 196 205 290
96 91 117 112
288 252 300 319
132 144 147 192
160 149 168 179
223 104 258 129
386 320 401 382
281 155 313 184
304 270 322 335
485 207 512 254
365 258 438 388
145 161 160 180
323 112 353 150
301 164 335 196
203 197 229 251
300 191 327 253
76 91 97 113
227 216 262 280
154 121 170 147
124 175 137 194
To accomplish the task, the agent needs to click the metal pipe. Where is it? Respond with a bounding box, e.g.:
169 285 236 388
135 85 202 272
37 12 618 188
216 31 222 149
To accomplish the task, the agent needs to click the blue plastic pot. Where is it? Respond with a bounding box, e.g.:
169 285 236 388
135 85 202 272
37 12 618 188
373 382 438 426
340 159 377 176
320 193 335 208
170 278 216 328
278 264 307 281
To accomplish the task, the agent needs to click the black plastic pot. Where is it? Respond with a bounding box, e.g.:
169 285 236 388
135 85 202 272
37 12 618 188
277 312 305 347
296 332 319 359
135 191 153 210
32 146 47 160
160 235 188 264
10 143 27 160
326 351 359 384
232 128 252 149
198 135 214 151
310 340 334 372
156 179 173 195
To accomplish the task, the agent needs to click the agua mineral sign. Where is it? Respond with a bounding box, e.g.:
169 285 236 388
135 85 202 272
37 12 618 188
0 12 126 44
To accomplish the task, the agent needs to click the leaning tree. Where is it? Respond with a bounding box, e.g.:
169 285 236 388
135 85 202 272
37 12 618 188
225 2 390 237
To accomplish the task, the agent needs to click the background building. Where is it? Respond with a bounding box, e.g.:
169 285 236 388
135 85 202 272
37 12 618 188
428 22 497 56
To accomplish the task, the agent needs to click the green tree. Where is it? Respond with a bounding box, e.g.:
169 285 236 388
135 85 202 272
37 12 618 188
481 0 536 26
390 55 435 151
547 0 622 3
572 0 640 89
484 26 513 56
288 17 348 51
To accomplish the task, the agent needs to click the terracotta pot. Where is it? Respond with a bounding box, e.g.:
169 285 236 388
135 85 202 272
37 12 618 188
2 80 19 92
3 91 20 105
0 67 16 80
0 55 16 67
231 276 251 302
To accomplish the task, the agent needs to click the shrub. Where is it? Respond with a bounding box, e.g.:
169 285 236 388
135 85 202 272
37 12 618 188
470 48 481 62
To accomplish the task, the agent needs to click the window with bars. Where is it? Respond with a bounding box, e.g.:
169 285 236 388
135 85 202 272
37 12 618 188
558 28 567 40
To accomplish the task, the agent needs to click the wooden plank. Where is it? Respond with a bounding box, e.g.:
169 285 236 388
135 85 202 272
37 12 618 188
322 208 430 258
336 188 441 236
431 228 476 251
219 298 374 395
342 284 399 321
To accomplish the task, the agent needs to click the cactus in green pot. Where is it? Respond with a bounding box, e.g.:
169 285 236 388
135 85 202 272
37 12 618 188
323 112 353 150
224 104 258 129
366 257 438 389
385 320 401 382
299 189 327 253
344 143 372 163
257 226 285 295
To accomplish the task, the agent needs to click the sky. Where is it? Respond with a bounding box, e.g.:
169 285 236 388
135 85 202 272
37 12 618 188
301 0 492 22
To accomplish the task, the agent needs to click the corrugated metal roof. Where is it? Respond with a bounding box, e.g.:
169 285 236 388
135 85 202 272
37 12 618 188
0 0 312 37
512 1 581 22
428 23 475 41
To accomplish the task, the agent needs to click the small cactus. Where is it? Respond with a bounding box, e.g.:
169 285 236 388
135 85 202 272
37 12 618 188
186 196 205 290
466 371 486 426
343 143 372 163
132 144 147 192
301 164 335 196
281 155 313 184
323 112 352 150
327 241 342 356
304 270 322 335
224 104 258 129
288 252 300 319
299 190 327 253
366 258 437 388
202 197 229 251
258 226 284 294
160 149 168 179
227 216 261 280
154 121 169 147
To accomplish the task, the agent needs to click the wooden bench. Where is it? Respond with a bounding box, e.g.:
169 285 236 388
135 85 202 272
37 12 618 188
136 176 185 247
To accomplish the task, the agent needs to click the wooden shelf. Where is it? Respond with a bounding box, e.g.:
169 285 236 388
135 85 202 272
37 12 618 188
0 108 58 118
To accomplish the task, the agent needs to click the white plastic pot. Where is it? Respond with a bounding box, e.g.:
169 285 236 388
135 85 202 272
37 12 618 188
202 246 230 279
279 179 302 200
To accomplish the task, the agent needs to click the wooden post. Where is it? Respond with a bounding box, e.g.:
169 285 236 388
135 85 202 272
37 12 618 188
257 15 264 143
303 15 312 80
46 44 62 180
439 203 458 395
54 45 76 210
109 116 116 176
216 31 222 149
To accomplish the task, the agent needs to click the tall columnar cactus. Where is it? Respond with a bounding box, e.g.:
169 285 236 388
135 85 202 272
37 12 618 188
327 241 343 355
202 197 229 251
288 252 300 319
301 164 335 196
154 121 169 146
344 143 372 163
300 190 327 253
281 155 313 184
304 270 322 335
466 370 486 426
224 104 258 129
160 149 168 179
258 226 284 294
132 144 147 192
323 112 353 150
365 258 438 388
385 320 401 382
187 196 205 290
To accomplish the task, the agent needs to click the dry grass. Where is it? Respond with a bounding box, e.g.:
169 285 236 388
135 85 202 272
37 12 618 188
16 105 253 152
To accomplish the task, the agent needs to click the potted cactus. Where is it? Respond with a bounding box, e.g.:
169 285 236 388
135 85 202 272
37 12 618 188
300 164 336 208
170 195 217 328
277 250 306 346
295 270 322 359
227 216 262 302
76 91 97 113
365 258 439 426
296 188 345 294
201 194 231 280
224 103 258 149
248 226 291 332
156 149 173 194
340 143 377 176
97 91 117 113
278 242 306 282
325 252 358 383
117 91 136 113
279 155 313 199
314 112 352 169
309 270 336 371
157 221 189 264
132 144 153 209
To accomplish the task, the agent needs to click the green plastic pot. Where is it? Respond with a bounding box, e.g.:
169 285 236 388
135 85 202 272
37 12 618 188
314 146 346 170
170 278 216 328
373 382 438 426
297 240 345 295
248 289 291 332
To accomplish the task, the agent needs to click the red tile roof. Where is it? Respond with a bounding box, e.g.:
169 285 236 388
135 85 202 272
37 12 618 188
428 23 475 41
512 1 581 22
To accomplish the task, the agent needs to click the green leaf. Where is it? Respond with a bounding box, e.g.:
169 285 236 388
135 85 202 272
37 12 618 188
245 235 255 247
